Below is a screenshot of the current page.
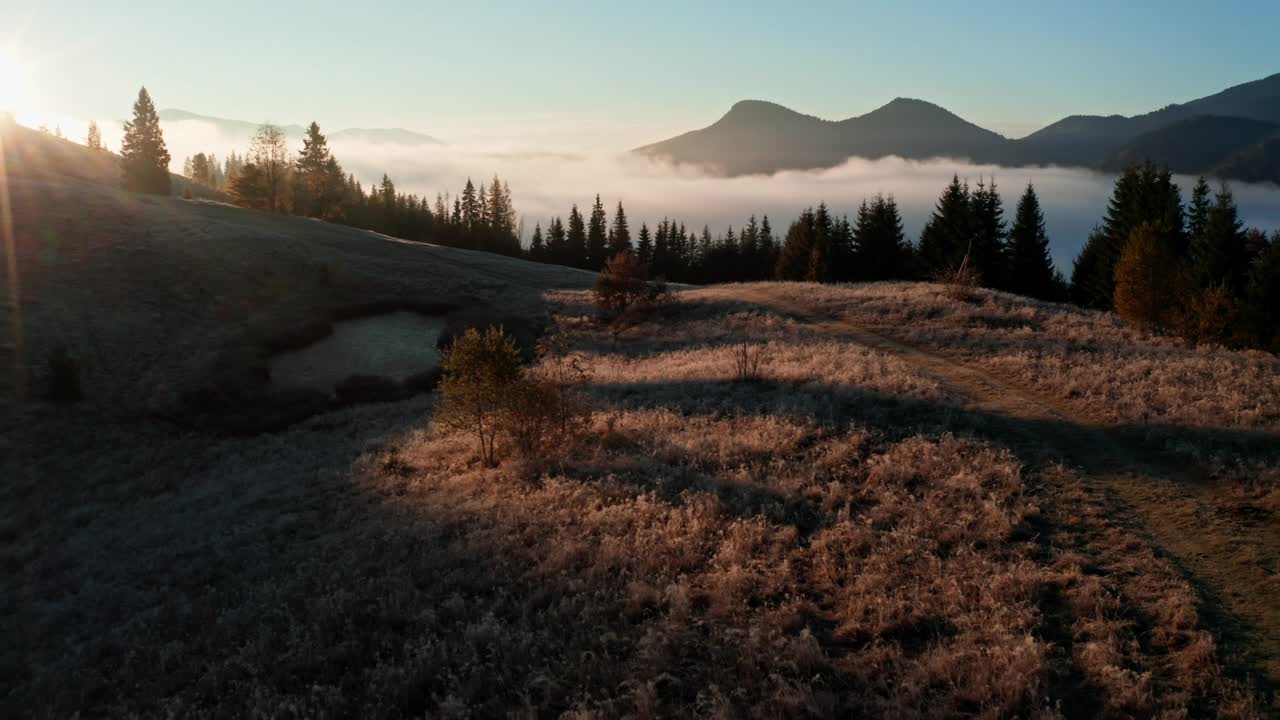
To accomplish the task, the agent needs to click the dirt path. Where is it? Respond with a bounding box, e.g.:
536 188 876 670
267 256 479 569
740 286 1280 696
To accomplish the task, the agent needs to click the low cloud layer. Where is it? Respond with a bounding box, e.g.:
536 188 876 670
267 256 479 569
89 117 1280 272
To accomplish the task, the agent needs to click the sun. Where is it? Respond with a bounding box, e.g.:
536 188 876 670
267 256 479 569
0 52 28 113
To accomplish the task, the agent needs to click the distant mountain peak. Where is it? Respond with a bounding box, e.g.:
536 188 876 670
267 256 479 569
156 109 441 146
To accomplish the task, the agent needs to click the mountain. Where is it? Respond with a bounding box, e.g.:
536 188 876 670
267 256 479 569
634 98 1005 175
636 73 1280 183
1213 133 1280 185
157 109 442 146
1098 115 1279 174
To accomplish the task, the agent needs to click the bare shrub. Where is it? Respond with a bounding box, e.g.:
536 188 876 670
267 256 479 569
44 343 83 403
730 340 766 381
504 337 592 462
935 253 982 303
436 325 523 467
593 251 668 323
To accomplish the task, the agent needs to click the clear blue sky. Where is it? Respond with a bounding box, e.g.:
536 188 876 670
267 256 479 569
6 0 1278 142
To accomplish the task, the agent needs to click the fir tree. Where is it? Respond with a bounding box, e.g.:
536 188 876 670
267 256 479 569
777 208 817 281
1071 162 1184 309
854 194 912 281
529 223 545 261
460 179 479 230
969 177 1008 288
294 122 337 218
1186 177 1212 246
636 223 653 266
566 205 588 269
609 202 632 256
547 216 567 265
917 175 972 277
586 195 609 269
1006 183 1058 300
120 87 171 195
1191 184 1249 292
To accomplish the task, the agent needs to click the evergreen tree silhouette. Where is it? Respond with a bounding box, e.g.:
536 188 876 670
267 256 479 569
1192 184 1249 293
121 87 171 195
586 195 609 269
917 175 972 277
609 201 632 256
566 205 588 268
1006 184 1058 300
636 223 653 266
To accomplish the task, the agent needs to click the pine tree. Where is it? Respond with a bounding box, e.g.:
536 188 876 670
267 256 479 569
758 215 777 280
86 120 103 151
566 205 588 269
853 194 912 281
917 175 972 277
120 87 171 195
609 202 632 256
1006 183 1058 300
1243 234 1280 351
637 223 653 266
586 194 609 269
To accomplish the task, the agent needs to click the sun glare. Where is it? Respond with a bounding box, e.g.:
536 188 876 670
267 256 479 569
0 53 28 112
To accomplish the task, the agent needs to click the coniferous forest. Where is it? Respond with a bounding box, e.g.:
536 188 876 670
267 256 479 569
107 83 1277 353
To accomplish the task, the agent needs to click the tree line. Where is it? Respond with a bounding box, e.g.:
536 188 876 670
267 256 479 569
113 86 1278 351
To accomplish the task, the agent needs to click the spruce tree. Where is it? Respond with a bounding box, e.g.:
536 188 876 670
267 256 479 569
854 194 912 281
634 223 653 267
969 177 1008 288
566 205 588 268
586 195 609 269
529 223 545 261
547 217 567 265
759 215 777 280
1071 162 1184 309
1006 183 1058 300
609 202 632 256
1243 234 1280 351
777 208 817 281
120 87 171 195
1186 177 1212 247
917 176 972 277
295 122 333 218
460 179 479 230
1191 184 1248 292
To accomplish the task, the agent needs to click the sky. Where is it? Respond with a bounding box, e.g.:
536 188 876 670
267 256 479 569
3 0 1279 148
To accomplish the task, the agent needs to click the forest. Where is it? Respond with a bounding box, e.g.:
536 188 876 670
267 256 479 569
110 86 1278 353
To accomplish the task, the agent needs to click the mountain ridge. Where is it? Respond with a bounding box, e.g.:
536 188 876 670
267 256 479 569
157 109 443 146
636 73 1280 182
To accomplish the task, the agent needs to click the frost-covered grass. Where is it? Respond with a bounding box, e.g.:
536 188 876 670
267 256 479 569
739 281 1280 436
4 290 1262 718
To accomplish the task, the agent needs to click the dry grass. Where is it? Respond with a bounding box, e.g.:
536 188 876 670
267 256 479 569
741 281 1280 438
4 286 1265 717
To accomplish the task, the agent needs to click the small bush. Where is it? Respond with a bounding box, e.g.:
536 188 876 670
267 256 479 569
44 344 83 403
593 251 668 322
730 341 766 381
436 326 524 467
1177 285 1239 347
436 326 593 467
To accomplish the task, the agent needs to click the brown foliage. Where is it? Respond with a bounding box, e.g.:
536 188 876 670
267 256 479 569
593 251 668 322
1113 223 1181 330
1178 284 1240 348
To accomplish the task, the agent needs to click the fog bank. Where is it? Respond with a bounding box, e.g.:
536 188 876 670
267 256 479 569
114 117 1280 272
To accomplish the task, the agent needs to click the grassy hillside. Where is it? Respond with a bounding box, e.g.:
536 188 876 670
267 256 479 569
3 123 1278 717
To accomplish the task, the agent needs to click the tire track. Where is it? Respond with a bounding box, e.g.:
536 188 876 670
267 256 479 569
740 285 1280 696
